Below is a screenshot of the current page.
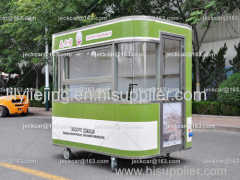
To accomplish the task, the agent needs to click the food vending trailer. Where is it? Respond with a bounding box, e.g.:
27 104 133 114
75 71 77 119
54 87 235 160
52 16 193 170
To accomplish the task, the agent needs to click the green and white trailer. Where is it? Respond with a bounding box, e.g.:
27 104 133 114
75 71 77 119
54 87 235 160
52 16 193 170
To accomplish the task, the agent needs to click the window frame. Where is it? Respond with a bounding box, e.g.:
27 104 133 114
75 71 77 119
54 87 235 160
60 45 114 87
160 32 185 99
54 37 186 103
114 41 159 92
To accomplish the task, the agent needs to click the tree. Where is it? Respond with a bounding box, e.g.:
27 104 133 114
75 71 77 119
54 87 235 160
229 42 240 73
213 43 228 88
0 1 20 73
0 0 104 88
197 44 228 100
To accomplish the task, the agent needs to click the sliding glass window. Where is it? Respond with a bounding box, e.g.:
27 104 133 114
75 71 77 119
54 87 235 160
58 45 112 101
116 42 158 102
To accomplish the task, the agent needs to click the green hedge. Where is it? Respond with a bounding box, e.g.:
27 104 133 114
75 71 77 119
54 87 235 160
30 100 46 107
192 101 240 116
30 99 52 108
217 73 240 106
29 86 52 108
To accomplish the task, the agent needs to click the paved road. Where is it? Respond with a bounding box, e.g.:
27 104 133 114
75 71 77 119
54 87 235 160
0 114 239 180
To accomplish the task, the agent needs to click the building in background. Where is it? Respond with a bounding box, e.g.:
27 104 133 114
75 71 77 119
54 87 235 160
199 10 240 70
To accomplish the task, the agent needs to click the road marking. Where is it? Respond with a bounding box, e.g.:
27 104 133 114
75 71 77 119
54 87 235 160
0 162 71 180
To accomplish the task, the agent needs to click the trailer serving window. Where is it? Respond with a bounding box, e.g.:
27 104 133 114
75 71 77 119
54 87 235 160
55 39 184 102
59 45 113 100
56 42 159 102
64 46 112 80
116 42 157 101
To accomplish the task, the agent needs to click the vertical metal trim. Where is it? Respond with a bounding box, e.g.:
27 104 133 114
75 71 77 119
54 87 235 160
113 43 118 91
58 56 62 91
155 38 161 154
160 102 163 152
159 33 164 89
112 43 115 90
52 54 56 91
179 40 182 91
156 43 161 89
158 103 161 154
159 32 164 152
143 42 147 87
62 56 67 81
182 37 186 149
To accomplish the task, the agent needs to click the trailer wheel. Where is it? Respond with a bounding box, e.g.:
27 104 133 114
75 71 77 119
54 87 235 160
0 106 8 117
63 148 73 160
110 157 118 172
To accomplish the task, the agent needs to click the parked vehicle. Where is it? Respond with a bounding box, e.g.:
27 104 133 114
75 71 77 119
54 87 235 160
0 95 29 117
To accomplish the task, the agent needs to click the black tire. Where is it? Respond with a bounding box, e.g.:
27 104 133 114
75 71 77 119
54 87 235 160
0 106 8 117
63 148 73 160
111 157 118 172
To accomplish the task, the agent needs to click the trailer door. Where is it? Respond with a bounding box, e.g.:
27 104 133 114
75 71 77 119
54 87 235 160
160 33 185 153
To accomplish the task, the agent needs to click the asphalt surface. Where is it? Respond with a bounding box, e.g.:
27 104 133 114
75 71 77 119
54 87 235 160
0 114 239 180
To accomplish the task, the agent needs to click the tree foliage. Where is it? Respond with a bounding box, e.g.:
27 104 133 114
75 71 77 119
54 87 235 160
0 0 238 90
229 42 240 73
193 44 228 100
0 0 104 88
218 73 240 106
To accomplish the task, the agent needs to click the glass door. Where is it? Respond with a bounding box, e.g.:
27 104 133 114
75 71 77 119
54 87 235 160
160 33 185 152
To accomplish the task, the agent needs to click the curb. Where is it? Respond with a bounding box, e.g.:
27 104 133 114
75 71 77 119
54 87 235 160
193 126 240 133
193 114 240 133
214 126 240 132
193 114 240 119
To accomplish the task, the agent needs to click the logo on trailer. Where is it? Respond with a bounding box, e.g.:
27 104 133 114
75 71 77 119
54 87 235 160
76 31 83 46
59 38 73 49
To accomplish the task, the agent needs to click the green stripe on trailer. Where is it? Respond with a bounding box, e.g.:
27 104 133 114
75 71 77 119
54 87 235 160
53 19 192 51
53 102 160 122
53 139 159 157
